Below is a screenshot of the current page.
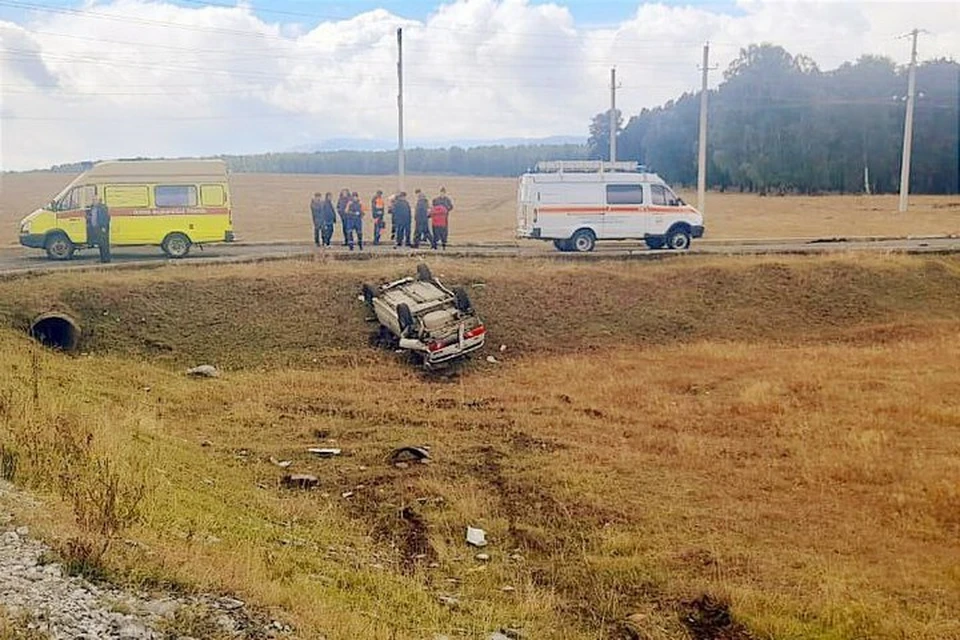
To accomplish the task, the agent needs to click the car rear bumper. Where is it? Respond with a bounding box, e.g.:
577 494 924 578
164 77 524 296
424 337 486 367
19 233 46 249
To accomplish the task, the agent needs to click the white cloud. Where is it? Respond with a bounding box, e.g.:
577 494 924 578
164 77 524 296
0 0 957 170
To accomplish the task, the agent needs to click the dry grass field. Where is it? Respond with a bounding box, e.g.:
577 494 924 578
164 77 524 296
1 171 958 247
0 254 959 639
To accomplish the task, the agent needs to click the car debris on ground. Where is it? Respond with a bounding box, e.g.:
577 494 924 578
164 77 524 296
389 446 431 463
186 364 220 378
308 448 341 457
466 527 488 547
280 474 318 490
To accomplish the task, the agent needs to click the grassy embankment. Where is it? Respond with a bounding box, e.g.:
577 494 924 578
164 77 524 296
0 254 959 639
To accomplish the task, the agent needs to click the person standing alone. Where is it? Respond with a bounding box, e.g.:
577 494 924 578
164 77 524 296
90 195 111 263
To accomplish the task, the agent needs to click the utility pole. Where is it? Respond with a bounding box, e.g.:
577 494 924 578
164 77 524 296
397 27 405 193
898 28 922 213
697 42 712 214
609 67 617 162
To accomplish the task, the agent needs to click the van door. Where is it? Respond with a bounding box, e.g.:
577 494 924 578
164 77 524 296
649 184 684 235
55 184 97 244
604 183 645 239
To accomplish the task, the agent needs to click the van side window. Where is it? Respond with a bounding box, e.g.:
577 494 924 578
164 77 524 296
651 185 670 206
105 185 149 208
58 185 97 211
606 184 643 205
200 184 226 207
155 185 198 207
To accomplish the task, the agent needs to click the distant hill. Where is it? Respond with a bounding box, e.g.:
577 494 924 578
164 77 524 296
289 135 585 153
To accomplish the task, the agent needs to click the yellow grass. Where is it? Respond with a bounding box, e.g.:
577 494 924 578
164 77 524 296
0 254 959 639
1 172 958 247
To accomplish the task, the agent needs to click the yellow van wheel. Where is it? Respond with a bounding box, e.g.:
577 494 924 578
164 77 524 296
45 232 75 261
161 232 192 258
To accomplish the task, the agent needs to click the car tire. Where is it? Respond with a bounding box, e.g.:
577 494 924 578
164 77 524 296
416 263 433 281
45 232 75 261
453 287 472 313
665 227 692 251
552 239 568 252
570 229 596 253
645 237 665 250
362 283 377 306
397 303 414 336
161 232 191 258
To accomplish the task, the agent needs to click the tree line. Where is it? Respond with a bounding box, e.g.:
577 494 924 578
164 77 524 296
590 44 959 194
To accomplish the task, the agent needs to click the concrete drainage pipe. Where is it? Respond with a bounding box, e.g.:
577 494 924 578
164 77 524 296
30 313 82 352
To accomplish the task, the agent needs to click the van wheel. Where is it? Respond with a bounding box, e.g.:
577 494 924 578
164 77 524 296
552 239 571 252
162 232 191 258
45 232 75 261
570 229 596 253
645 237 665 250
665 228 692 251
416 263 433 281
453 287 472 313
397 303 414 337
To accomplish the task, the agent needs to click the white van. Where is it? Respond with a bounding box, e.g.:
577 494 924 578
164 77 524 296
516 160 704 252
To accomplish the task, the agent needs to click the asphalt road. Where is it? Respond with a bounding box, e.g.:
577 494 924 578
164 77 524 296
0 236 957 276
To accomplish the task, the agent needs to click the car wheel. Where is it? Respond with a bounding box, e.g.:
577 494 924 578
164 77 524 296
362 283 377 306
552 239 568 252
45 232 75 261
161 232 191 258
416 263 433 281
665 228 691 251
645 237 665 250
570 229 596 253
453 286 472 312
397 303 414 337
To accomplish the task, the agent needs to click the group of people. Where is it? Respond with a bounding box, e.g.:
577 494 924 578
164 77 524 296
310 187 454 251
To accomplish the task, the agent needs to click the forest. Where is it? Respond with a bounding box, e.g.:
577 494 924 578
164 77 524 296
590 44 959 194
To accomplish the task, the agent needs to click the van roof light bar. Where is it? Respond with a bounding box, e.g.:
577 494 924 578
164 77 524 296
534 160 642 174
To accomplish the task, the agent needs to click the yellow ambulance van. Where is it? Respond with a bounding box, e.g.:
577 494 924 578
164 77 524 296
18 159 234 260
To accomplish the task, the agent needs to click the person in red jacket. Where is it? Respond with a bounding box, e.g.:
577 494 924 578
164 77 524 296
429 201 449 250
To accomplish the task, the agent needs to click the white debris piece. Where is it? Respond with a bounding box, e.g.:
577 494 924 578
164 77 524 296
186 364 220 378
308 448 342 457
466 527 488 547
485 356 499 364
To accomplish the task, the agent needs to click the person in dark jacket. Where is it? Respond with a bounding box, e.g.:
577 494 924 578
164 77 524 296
412 189 432 248
434 186 453 214
319 192 336 247
371 190 386 245
392 192 412 248
336 188 351 246
89 196 111 263
344 192 364 251
310 192 324 246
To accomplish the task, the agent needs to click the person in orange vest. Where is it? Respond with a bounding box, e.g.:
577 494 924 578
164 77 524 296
371 190 386 245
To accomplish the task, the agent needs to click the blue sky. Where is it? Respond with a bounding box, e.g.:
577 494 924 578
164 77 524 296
0 0 743 28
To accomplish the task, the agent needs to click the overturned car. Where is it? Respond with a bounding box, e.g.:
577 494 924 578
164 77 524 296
362 264 486 368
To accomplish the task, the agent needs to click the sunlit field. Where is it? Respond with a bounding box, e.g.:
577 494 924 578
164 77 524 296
2 171 958 247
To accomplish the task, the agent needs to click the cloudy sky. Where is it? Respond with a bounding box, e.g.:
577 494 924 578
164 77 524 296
0 0 957 171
